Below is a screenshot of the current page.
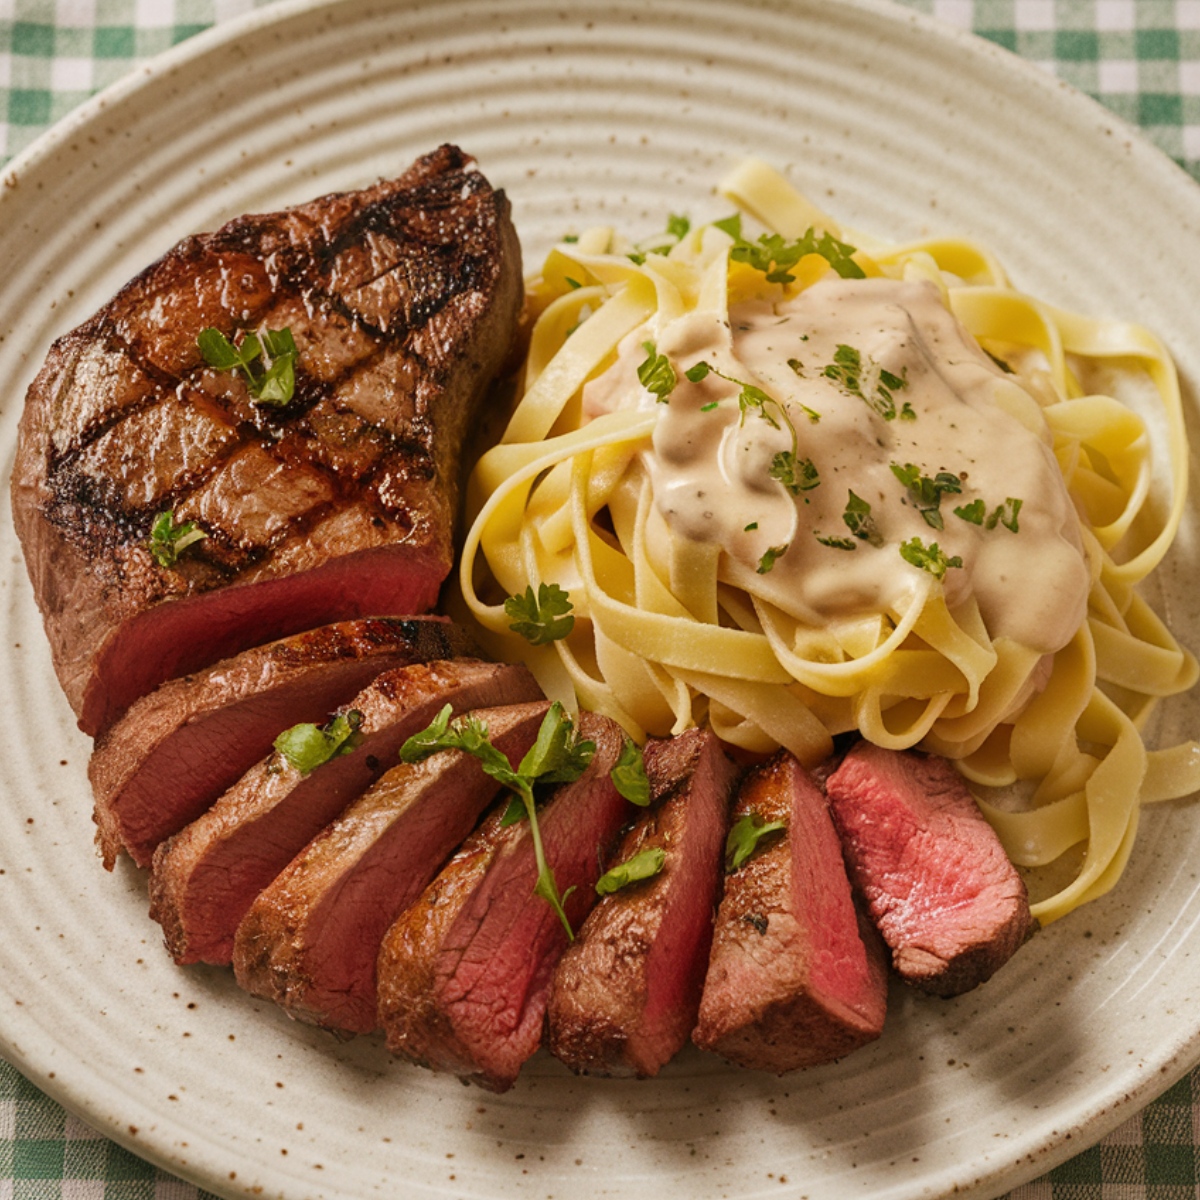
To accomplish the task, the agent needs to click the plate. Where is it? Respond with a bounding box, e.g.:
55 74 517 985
2 1 1200 1198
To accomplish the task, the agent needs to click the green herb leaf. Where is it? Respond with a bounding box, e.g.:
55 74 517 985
147 510 207 568
986 497 1023 532
504 582 575 646
198 325 298 406
725 812 788 872
898 537 964 580
611 738 652 806
890 462 963 530
274 710 364 775
843 490 883 546
769 450 819 495
637 340 677 401
823 344 910 420
953 498 987 525
716 216 865 284
596 846 667 896
685 361 712 383
666 214 691 240
757 544 788 574
744 521 759 531
815 532 857 551
398 701 594 939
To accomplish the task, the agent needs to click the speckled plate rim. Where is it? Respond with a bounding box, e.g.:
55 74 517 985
2 2 1200 1199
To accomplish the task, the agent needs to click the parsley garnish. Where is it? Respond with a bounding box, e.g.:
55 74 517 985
713 214 865 283
899 537 963 580
147 510 206 568
504 583 575 645
725 812 788 872
197 326 298 406
666 214 691 240
757 544 788 574
398 701 595 939
611 738 652 807
843 490 883 546
637 340 678 401
890 462 963 531
822 344 913 420
274 710 364 775
953 498 987 525
987 497 1023 532
769 451 820 495
595 846 666 896
815 532 857 551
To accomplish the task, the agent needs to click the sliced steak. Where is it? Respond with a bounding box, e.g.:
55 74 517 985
148 661 542 966
91 616 478 870
823 740 1035 997
377 711 628 1092
547 728 738 1077
232 700 551 1035
11 144 523 735
693 751 888 1073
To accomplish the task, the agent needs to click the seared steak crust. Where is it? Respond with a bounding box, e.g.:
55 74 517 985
232 700 552 1035
11 144 522 735
148 659 542 966
824 741 1035 997
547 728 739 1078
693 752 888 1073
91 616 478 869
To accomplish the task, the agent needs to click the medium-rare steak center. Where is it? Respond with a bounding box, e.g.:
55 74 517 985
10 144 523 735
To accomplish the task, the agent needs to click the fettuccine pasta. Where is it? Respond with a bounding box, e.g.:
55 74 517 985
457 158 1200 924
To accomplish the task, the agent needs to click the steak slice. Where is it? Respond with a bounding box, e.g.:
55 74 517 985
377 712 628 1092
11 144 523 735
232 700 551 1034
91 616 478 870
547 728 739 1077
148 660 542 966
823 740 1035 997
693 751 888 1073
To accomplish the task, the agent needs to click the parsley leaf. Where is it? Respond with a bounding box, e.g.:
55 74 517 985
769 451 820 495
611 738 652 806
899 537 964 580
953 498 986 525
147 510 207 568
757 544 788 574
666 214 691 240
595 846 666 896
815 532 857 551
843 490 883 546
986 497 1023 532
504 583 575 645
637 340 677 401
823 344 911 420
198 325 298 406
715 214 865 283
274 710 364 775
890 462 963 531
725 812 788 872
397 701 594 939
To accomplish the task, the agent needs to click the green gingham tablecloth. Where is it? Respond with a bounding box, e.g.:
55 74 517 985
3 1 1200 1197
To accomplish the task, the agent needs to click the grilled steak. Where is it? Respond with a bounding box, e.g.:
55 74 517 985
232 700 552 1034
824 741 1035 996
11 145 523 735
377 712 628 1092
148 659 542 965
693 751 888 1073
547 728 738 1077
91 616 478 869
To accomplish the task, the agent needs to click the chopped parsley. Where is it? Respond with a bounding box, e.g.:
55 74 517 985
843 490 883 546
504 583 575 645
611 738 652 807
637 340 678 401
197 326 298 406
899 537 963 580
399 701 596 939
713 214 865 283
595 846 666 896
757 544 788 574
953 498 987 525
890 462 963 531
822 344 914 421
725 812 788 872
815 532 857 551
769 450 820 495
147 510 207 568
274 710 364 775
987 497 1023 532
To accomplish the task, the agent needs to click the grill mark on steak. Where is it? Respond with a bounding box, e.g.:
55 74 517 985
11 144 523 735
547 728 739 1078
377 712 628 1093
90 616 479 870
693 751 888 1073
823 741 1036 997
232 701 553 1035
148 659 543 966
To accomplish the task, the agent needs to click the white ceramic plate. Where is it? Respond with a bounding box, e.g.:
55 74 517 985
3 2 1200 1197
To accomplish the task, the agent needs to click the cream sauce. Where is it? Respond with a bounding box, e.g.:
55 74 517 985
582 276 1090 655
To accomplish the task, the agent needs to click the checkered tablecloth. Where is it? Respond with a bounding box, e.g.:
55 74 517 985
2 1 1200 1197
